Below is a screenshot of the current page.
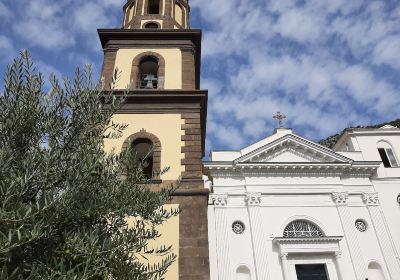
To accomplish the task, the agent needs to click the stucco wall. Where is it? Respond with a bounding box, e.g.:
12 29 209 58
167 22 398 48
127 204 180 280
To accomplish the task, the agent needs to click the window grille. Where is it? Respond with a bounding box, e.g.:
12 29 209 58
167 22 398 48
283 220 324 238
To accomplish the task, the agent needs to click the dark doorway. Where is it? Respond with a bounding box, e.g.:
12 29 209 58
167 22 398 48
295 264 329 280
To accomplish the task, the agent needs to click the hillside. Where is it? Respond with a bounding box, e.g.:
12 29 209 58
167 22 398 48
319 119 400 149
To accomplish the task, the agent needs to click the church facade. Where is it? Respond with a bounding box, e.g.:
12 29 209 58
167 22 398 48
97 1 400 280
205 126 400 280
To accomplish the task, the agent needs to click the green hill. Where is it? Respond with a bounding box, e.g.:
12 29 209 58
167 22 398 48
319 119 400 149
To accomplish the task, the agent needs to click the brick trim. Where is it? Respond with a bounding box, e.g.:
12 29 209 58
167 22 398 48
130 51 166 89
122 129 162 179
101 48 118 90
181 46 195 89
181 112 203 180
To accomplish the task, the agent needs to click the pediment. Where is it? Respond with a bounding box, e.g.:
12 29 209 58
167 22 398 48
234 134 352 164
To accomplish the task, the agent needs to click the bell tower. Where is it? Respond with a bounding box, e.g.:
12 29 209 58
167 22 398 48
98 0 209 279
123 0 190 29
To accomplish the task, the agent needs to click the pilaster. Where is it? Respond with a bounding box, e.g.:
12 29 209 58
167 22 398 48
280 253 290 280
362 192 400 279
332 192 366 280
245 193 270 280
101 47 118 90
209 194 232 280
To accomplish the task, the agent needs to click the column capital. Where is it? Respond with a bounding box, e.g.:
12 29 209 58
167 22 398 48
362 192 379 206
209 194 228 206
280 253 289 260
332 192 349 206
245 192 262 206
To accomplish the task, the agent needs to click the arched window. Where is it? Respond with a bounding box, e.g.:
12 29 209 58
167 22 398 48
236 266 251 280
148 0 160 14
138 56 159 89
377 141 399 168
132 138 153 179
283 220 325 238
144 22 160 29
368 261 386 280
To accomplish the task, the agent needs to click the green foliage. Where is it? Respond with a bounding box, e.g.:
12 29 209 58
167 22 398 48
0 51 178 279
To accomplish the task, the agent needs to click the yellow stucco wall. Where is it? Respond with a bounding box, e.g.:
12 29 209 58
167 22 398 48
127 204 180 279
113 48 182 90
104 113 185 180
174 4 183 26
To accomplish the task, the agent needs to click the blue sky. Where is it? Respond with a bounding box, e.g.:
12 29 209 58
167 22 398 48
0 0 399 155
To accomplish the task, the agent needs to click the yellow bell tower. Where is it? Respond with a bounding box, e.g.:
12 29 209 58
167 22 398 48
98 0 209 279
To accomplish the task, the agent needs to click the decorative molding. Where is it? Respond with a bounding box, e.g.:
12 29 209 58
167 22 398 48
332 192 349 206
362 192 379 206
355 219 368 232
245 192 261 206
274 236 343 245
209 194 228 206
206 162 379 178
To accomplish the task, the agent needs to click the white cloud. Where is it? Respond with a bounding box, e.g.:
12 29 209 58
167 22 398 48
14 19 76 49
0 35 15 63
2 0 399 151
0 35 13 52
373 36 400 69
193 0 400 150
0 2 12 19
275 8 325 43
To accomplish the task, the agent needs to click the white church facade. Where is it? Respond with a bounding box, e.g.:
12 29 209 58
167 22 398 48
205 125 400 280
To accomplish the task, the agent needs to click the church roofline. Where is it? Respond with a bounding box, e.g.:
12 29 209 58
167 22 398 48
234 134 353 164
334 127 400 150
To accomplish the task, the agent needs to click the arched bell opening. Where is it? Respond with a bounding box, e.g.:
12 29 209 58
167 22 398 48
138 56 159 89
132 138 154 179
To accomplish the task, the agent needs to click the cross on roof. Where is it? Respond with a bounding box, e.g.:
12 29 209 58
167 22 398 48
273 111 286 128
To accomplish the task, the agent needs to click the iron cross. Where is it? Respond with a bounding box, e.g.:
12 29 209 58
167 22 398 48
273 112 286 128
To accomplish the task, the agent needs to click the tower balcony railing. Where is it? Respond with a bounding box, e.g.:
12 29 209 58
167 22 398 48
137 74 164 89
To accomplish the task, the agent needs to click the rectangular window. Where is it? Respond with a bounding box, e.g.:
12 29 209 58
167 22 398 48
378 148 399 168
295 264 329 280
148 0 160 14
378 148 392 168
386 149 399 167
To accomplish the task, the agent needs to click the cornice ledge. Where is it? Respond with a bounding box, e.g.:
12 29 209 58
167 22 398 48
274 236 343 244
